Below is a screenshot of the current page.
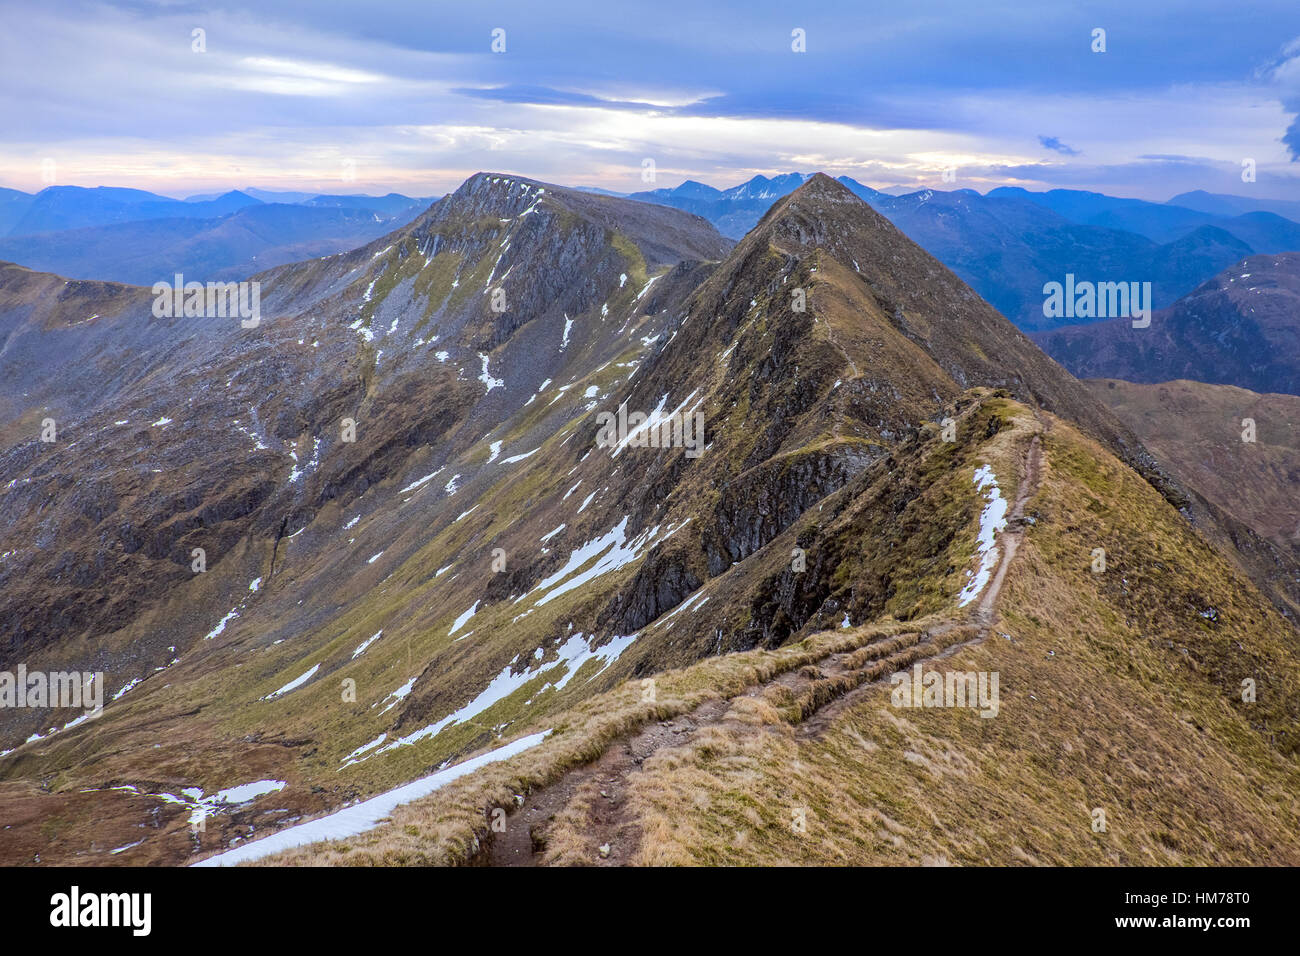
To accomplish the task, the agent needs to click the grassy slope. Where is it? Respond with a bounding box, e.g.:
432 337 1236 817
611 404 1300 865
1087 378 1300 548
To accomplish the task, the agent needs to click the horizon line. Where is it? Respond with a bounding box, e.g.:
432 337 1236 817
2 172 1291 208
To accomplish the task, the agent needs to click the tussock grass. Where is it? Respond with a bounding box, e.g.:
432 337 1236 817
611 408 1300 866
250 618 918 865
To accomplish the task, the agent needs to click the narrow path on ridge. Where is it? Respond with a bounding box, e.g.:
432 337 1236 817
476 412 1047 866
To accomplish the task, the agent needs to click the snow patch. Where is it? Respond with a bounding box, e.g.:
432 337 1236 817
957 464 1009 608
477 353 504 392
352 631 382 659
197 732 548 865
449 600 479 637
263 663 320 700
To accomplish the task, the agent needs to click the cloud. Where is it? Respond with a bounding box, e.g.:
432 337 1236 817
452 85 692 112
1038 136 1079 156
1263 36 1300 160
1282 112 1300 160
2 0 1299 198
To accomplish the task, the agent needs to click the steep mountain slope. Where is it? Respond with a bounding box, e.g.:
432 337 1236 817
1035 253 1300 396
610 177 1300 628
539 402 1300 866
2 173 1295 870
0 172 726 727
1088 379 1300 549
0 172 732 861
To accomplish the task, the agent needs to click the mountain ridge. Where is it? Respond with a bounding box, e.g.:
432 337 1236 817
1 170 1297 868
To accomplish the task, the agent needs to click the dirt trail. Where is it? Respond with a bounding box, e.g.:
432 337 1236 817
476 698 730 866
974 432 1041 632
476 417 1046 867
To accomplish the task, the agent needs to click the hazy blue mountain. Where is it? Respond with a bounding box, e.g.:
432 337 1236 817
0 187 32 234
0 202 428 285
671 180 727 200
885 194 1263 330
1167 189 1300 221
1034 251 1300 396
631 180 724 203
1213 211 1300 252
873 188 1157 330
0 186 433 281
302 192 429 217
630 172 862 238
721 172 809 200
988 185 1300 249
573 185 630 197
989 186 1215 242
186 186 319 204
1146 225 1255 300
7 186 262 236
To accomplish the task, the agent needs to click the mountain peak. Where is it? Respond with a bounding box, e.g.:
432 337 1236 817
428 171 554 223
800 171 842 190
723 171 810 201
776 171 878 208
746 170 891 253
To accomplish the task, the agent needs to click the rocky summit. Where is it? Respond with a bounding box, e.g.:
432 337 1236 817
2 173 1298 869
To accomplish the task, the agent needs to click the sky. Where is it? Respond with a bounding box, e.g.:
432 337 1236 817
3 0 1300 201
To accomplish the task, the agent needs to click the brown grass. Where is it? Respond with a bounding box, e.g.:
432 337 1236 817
603 411 1300 866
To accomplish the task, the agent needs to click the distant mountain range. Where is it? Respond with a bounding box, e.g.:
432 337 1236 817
0 204 424 286
3 177 1296 334
625 174 1300 331
1034 252 1300 397
2 186 262 235
1165 190 1300 222
0 185 433 284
